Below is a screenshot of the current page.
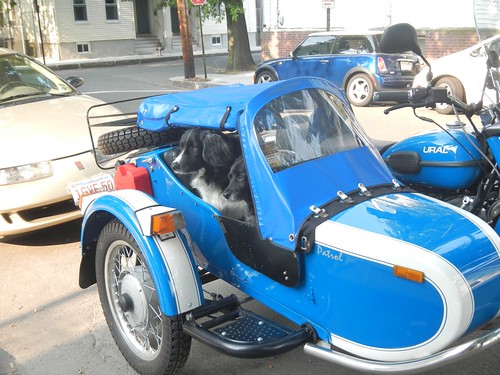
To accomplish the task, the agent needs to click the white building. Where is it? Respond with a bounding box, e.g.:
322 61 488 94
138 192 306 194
0 0 259 61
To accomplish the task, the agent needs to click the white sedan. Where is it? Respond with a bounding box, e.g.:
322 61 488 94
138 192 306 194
0 48 122 237
413 34 500 114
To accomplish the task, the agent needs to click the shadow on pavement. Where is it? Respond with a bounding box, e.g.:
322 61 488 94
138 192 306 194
0 219 82 246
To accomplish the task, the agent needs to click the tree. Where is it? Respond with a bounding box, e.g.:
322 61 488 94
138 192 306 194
0 0 17 27
159 0 256 72
206 0 256 72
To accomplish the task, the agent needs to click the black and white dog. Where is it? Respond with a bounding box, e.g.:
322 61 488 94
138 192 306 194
223 156 256 224
170 128 240 212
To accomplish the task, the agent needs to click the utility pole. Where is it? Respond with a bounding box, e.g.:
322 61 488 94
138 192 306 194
176 0 195 79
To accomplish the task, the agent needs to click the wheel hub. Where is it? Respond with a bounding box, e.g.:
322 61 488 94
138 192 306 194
118 272 149 330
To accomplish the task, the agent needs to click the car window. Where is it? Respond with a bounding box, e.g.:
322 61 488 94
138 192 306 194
254 88 362 172
0 53 76 100
294 36 335 56
332 36 374 54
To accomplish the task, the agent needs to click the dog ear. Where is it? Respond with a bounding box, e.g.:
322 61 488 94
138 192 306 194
202 132 235 167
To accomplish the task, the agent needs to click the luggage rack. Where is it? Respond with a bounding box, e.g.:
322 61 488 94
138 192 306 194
86 96 156 169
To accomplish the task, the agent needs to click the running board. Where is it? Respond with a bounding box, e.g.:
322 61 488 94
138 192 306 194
183 295 314 358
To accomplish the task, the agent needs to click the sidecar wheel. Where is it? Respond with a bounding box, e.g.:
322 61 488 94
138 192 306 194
98 126 183 155
95 219 191 375
435 77 464 115
346 73 374 107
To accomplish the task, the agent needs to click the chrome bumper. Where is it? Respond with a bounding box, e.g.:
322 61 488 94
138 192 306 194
304 325 500 374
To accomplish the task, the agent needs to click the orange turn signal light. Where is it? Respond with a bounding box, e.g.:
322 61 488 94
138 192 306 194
393 265 425 283
151 211 185 235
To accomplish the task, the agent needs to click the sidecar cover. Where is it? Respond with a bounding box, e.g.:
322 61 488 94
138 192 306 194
138 77 395 250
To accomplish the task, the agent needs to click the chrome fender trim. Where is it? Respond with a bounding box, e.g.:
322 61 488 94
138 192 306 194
304 325 500 374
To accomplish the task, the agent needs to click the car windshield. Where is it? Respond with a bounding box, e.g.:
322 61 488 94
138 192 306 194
254 88 364 172
0 53 75 102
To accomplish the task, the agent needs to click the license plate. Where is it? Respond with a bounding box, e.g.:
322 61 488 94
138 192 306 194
400 60 414 71
68 173 115 206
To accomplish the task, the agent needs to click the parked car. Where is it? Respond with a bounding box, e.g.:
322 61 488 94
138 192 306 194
412 34 500 114
254 30 419 107
0 48 125 237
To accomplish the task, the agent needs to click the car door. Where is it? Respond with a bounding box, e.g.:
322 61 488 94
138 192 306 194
276 35 334 81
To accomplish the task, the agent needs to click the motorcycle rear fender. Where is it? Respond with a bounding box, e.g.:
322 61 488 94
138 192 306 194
79 189 203 317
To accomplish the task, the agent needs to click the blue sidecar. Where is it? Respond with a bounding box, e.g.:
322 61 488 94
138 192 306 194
78 77 500 375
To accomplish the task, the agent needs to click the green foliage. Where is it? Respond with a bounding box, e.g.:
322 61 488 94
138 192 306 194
155 0 245 23
0 0 17 8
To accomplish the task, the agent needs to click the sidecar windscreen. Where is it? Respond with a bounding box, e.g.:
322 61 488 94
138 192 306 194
240 81 394 251
254 89 361 172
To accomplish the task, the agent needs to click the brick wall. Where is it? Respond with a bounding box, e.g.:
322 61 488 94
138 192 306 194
260 28 480 61
420 29 479 60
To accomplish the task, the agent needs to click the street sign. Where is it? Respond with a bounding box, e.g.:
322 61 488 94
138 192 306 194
322 0 335 9
190 0 206 5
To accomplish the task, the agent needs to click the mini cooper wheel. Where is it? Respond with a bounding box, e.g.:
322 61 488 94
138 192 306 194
95 219 191 375
346 73 374 107
255 70 278 83
435 77 465 115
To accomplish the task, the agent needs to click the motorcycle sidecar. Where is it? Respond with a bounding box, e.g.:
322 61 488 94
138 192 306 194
78 77 500 375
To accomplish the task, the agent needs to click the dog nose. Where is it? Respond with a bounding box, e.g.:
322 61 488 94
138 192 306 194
171 161 179 171
222 190 231 200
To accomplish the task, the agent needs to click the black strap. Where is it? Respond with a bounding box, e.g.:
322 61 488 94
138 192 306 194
220 106 231 129
165 106 179 126
297 183 412 253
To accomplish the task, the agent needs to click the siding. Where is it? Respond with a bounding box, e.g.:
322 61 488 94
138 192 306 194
53 0 135 43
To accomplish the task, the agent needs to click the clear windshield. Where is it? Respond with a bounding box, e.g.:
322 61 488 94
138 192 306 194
254 88 368 172
474 0 500 41
0 53 76 102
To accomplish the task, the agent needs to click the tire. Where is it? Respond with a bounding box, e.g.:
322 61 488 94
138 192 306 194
97 126 183 155
255 70 278 84
434 77 465 115
346 73 374 107
95 219 191 375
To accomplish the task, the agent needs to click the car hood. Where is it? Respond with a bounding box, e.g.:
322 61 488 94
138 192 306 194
258 57 290 67
0 95 113 168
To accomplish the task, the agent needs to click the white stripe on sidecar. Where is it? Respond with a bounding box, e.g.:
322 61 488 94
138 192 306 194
416 193 500 256
315 219 474 362
154 233 202 314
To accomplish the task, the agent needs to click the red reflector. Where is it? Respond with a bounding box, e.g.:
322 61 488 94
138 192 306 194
377 56 387 73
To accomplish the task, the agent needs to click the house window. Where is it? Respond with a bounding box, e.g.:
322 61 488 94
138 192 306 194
73 0 88 21
105 0 119 20
212 35 222 45
77 43 90 53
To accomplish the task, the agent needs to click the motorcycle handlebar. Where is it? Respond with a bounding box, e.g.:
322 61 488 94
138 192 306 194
373 90 411 103
374 87 473 114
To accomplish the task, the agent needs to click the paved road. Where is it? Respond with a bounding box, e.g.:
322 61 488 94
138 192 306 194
1 59 498 374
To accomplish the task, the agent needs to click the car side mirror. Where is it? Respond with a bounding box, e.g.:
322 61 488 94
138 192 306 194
66 76 85 88
290 51 298 60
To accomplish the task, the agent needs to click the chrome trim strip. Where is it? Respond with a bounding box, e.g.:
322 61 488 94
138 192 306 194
304 325 500 374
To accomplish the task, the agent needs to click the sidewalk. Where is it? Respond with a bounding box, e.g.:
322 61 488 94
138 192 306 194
45 47 259 89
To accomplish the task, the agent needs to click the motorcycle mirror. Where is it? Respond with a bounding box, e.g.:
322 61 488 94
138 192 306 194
488 50 500 68
380 23 422 56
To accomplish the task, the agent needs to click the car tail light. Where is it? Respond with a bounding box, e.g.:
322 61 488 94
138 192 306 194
377 56 388 73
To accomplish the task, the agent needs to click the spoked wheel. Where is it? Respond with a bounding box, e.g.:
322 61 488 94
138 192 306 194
96 219 191 375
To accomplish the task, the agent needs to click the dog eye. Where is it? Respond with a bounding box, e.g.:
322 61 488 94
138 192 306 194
237 175 245 181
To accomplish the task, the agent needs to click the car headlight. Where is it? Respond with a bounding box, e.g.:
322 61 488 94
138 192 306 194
0 161 53 186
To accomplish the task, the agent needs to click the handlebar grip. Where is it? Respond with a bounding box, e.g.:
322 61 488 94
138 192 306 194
373 90 411 103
